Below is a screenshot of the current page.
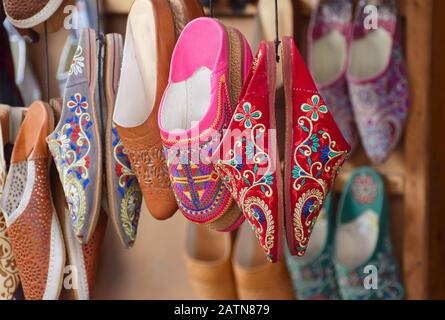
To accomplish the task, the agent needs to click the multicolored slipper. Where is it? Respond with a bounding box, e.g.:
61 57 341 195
213 41 282 262
347 0 409 164
285 194 341 300
282 36 350 257
0 101 65 300
50 98 107 300
47 28 102 243
334 167 404 300
159 17 252 231
308 0 358 151
104 33 142 249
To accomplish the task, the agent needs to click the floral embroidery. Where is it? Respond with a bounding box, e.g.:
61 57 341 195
215 111 277 261
301 95 328 121
47 92 93 236
234 102 262 129
112 126 142 243
291 94 349 256
68 94 89 116
351 173 378 204
68 46 85 76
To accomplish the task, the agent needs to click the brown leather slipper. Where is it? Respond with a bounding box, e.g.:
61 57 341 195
0 101 65 300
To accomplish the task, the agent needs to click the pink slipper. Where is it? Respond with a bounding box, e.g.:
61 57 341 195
213 42 283 263
282 36 350 257
158 17 252 231
308 0 358 151
347 0 410 164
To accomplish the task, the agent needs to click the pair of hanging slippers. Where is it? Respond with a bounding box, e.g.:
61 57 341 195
47 29 142 250
213 37 351 262
286 168 404 300
308 0 410 163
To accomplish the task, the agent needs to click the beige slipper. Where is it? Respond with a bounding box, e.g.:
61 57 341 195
233 223 293 300
185 223 238 300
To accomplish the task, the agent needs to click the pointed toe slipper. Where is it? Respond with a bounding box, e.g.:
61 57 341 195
285 194 341 300
308 0 358 151
282 36 350 257
104 33 142 249
0 101 65 300
47 28 102 244
213 41 283 262
113 0 178 221
159 17 253 231
347 0 410 164
335 167 404 300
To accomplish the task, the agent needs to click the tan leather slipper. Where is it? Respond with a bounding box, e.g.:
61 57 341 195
113 0 204 221
0 101 65 300
233 223 293 300
185 223 238 300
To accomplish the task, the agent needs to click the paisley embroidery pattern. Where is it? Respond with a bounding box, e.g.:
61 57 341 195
47 93 93 236
112 126 142 243
292 94 349 256
215 103 278 262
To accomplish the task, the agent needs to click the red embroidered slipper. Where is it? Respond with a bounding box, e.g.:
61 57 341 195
213 42 283 263
282 36 350 257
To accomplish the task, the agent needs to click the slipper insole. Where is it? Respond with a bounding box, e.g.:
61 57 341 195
311 30 347 85
335 209 379 269
161 67 211 131
349 28 392 80
114 0 156 127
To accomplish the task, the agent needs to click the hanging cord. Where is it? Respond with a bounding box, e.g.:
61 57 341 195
274 0 280 62
209 0 214 18
44 21 50 102
96 0 106 145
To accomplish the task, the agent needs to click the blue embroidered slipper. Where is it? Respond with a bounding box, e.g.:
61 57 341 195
334 167 404 300
285 194 341 300
47 28 102 244
104 33 142 249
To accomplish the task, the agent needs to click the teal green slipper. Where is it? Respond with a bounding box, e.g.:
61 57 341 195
285 194 341 300
334 167 404 300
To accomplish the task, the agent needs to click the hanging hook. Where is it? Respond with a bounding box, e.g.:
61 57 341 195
274 0 280 63
44 21 50 102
